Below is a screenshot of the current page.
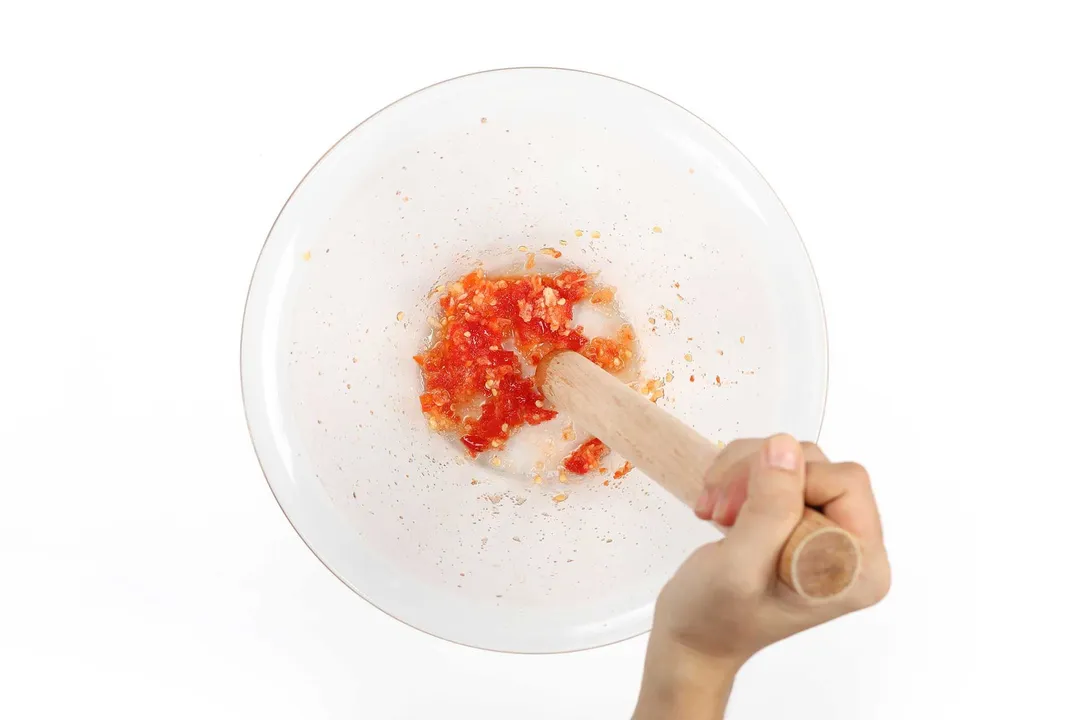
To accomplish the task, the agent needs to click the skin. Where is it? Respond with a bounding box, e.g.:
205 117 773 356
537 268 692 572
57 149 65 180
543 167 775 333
632 434 892 719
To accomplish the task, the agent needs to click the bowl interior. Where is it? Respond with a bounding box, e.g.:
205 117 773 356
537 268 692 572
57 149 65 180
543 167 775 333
242 69 827 652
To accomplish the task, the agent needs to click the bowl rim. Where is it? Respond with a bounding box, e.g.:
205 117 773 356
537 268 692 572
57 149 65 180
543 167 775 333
239 65 830 654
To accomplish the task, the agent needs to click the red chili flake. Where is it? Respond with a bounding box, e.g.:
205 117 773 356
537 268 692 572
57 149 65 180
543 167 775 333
563 438 609 475
415 268 632 461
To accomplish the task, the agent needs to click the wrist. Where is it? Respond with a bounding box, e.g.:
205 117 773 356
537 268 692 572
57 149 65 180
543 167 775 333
633 632 743 720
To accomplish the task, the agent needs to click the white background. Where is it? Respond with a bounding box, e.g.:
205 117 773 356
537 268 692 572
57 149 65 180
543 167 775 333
2 1 1077 718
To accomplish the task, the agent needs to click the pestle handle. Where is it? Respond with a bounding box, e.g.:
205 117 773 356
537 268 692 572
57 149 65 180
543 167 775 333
536 350 861 601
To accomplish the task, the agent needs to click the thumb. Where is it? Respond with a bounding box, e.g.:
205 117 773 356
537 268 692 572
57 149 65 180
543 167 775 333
724 434 807 567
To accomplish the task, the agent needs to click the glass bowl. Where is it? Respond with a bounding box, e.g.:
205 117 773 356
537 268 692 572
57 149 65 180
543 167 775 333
241 68 827 653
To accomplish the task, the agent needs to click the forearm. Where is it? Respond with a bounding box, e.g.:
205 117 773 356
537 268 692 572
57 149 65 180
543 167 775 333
632 633 741 720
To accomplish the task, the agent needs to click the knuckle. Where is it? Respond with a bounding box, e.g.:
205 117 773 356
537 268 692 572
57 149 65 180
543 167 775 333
753 485 794 510
775 505 806 529
852 562 892 609
765 468 804 490
866 571 892 606
839 462 871 488
724 438 756 456
750 480 806 522
746 496 803 527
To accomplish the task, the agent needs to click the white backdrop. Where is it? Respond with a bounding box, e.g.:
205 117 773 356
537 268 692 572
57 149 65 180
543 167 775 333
2 1 1077 718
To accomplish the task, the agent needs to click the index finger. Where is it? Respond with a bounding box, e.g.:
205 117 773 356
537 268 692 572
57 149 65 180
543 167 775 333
695 442 828 526
804 461 885 546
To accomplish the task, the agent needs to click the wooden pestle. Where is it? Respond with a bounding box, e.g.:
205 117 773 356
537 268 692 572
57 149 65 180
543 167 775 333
536 350 861 601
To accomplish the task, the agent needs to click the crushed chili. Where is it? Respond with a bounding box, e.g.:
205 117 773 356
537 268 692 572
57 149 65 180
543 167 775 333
414 267 634 467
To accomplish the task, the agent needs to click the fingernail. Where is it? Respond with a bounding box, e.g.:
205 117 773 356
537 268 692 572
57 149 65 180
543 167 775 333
765 434 800 471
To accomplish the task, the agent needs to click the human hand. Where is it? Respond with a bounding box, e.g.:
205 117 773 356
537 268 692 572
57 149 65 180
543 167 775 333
634 434 891 718
656 433 891 661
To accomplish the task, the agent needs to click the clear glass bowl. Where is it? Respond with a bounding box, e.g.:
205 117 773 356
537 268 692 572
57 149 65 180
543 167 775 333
241 68 827 653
